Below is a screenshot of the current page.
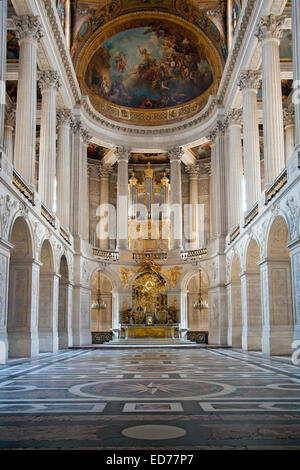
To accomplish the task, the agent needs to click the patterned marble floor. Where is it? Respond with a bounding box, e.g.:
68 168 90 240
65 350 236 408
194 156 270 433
0 348 299 449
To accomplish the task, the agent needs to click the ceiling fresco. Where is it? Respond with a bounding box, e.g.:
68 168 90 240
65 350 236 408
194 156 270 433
84 22 213 110
87 143 110 160
189 142 211 160
130 153 170 164
76 10 223 125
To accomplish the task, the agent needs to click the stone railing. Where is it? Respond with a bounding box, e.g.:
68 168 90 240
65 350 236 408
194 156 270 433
229 225 240 244
93 248 119 261
12 169 35 205
41 203 56 228
265 169 288 205
132 251 168 261
244 203 259 228
59 226 71 245
180 248 207 261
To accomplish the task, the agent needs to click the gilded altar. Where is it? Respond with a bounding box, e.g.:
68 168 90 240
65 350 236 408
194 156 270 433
121 324 179 339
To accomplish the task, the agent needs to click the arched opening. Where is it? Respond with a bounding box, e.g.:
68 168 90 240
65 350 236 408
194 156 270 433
187 270 209 334
58 255 71 349
91 271 112 334
229 255 242 347
263 216 293 355
38 240 57 353
242 239 262 351
7 217 37 358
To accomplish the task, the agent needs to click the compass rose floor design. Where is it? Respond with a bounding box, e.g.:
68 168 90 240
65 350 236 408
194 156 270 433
0 348 300 449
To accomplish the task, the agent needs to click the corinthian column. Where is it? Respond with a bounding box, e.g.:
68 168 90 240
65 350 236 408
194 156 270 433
70 119 83 237
292 0 300 150
81 128 92 242
0 0 7 150
169 147 183 250
255 15 285 185
283 107 295 163
38 71 61 211
226 109 244 229
56 109 72 229
186 164 199 249
13 15 43 185
99 164 111 249
4 106 15 163
238 70 261 210
115 147 130 251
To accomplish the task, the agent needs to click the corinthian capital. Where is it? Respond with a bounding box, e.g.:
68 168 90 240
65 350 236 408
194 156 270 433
255 14 285 42
238 70 260 91
13 15 44 43
81 127 92 144
71 118 82 136
38 70 61 92
57 109 72 126
168 147 184 162
283 107 295 127
99 164 112 178
115 146 131 162
226 108 242 126
5 106 16 128
186 164 199 179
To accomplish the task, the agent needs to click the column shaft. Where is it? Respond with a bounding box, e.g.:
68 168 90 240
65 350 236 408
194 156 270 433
56 110 71 229
292 0 300 149
256 15 285 185
99 165 110 249
227 109 243 229
239 71 261 209
0 0 7 149
38 71 61 210
169 148 183 250
186 165 199 249
13 16 43 185
116 147 130 251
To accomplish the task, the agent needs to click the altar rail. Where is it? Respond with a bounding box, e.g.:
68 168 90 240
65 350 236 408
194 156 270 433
93 248 119 261
132 251 168 261
180 248 207 261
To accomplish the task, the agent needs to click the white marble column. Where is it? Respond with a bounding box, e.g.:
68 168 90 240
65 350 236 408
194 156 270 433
13 15 43 185
115 147 130 251
186 164 199 249
292 0 300 150
0 0 7 150
58 281 73 349
80 128 91 242
70 119 83 237
283 107 295 164
38 71 61 211
3 107 15 163
226 109 243 229
0 240 12 364
169 147 183 250
256 15 285 185
208 122 227 239
56 109 72 229
99 164 111 249
238 70 261 210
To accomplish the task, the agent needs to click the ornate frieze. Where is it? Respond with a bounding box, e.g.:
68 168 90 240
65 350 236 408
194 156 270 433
238 70 260 91
255 14 285 42
13 15 44 43
38 70 61 92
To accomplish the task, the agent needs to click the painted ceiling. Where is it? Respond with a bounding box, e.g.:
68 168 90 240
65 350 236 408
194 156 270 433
72 0 226 125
